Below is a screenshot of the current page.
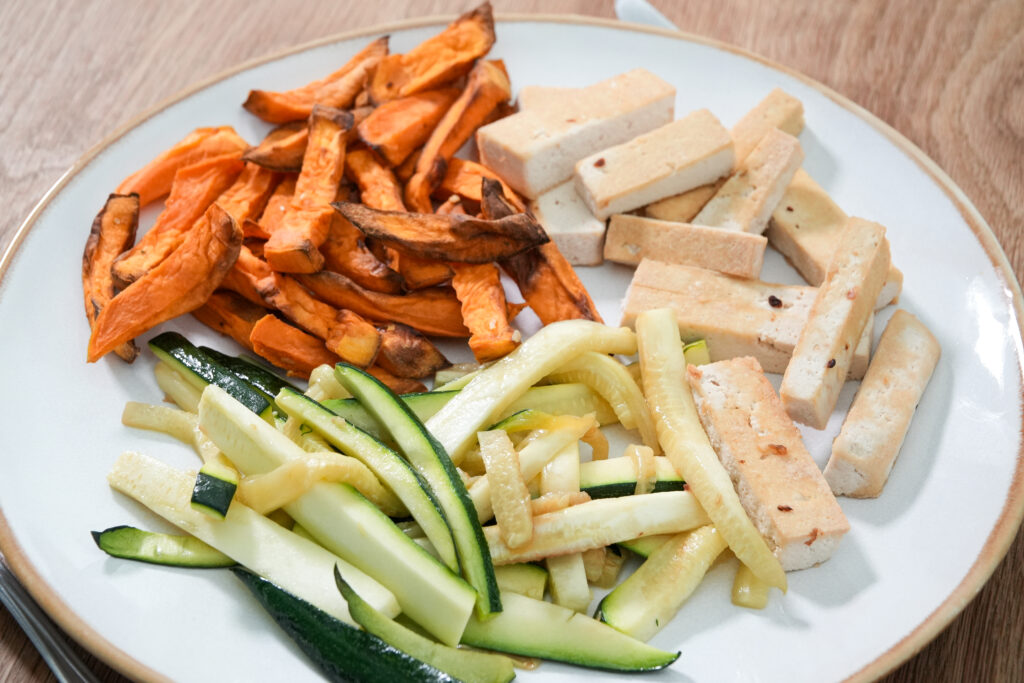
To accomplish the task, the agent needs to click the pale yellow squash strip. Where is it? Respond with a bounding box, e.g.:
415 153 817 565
732 562 770 609
540 442 591 613
636 307 787 590
479 430 534 549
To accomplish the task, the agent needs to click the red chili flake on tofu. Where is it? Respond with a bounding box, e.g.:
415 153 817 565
846 287 859 300
805 528 822 545
785 206 794 212
765 444 788 456
594 158 606 167
827 358 836 368
768 295 782 308
777 505 793 512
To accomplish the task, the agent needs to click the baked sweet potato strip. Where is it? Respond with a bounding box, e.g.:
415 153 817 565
192 290 267 351
481 179 603 325
321 212 405 294
264 106 353 273
218 162 282 227
220 245 273 307
367 365 428 394
357 88 461 166
404 59 511 212
257 273 380 367
435 159 526 213
250 314 341 379
333 201 548 263
116 127 249 207
111 155 244 288
296 271 467 337
243 122 308 173
368 3 494 104
82 193 140 362
243 37 388 124
244 108 373 174
88 204 242 361
451 262 521 363
346 149 406 211
246 175 297 239
375 323 450 379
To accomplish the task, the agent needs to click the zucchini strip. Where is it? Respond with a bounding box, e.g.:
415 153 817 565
636 307 787 591
540 442 591 613
617 534 673 558
426 320 637 464
732 562 771 609
597 525 728 641
460 592 679 672
333 364 500 618
335 568 516 683
578 456 684 499
276 387 459 573
154 361 201 412
91 525 234 568
547 351 659 453
199 385 476 646
484 491 710 565
107 451 397 624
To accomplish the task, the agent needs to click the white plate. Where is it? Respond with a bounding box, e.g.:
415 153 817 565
1 15 1022 683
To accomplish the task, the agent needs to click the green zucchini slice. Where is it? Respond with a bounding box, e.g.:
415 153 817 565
199 346 299 403
91 525 234 568
333 363 500 618
233 568 455 683
335 567 515 683
460 591 680 672
579 456 685 499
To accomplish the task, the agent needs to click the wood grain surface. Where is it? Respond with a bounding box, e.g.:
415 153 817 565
1 1 1022 681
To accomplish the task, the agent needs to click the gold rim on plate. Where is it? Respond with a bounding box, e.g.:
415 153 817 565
1 13 1021 683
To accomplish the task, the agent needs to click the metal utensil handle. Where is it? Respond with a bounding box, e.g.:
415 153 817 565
0 559 101 683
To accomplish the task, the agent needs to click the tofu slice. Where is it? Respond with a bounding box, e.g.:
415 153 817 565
824 310 940 497
780 218 891 429
692 128 804 234
646 88 804 222
529 181 606 266
574 109 734 220
621 259 871 377
516 85 578 111
604 214 766 279
767 168 902 309
476 69 675 198
688 357 849 570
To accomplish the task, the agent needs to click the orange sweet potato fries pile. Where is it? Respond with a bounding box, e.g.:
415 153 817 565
82 3 601 389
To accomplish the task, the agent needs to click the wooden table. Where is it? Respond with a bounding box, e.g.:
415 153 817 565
1 1 1021 681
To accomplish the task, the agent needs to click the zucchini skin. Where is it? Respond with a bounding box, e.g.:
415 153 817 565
583 480 687 500
189 469 238 519
200 346 299 402
232 568 456 683
148 332 272 419
91 526 234 568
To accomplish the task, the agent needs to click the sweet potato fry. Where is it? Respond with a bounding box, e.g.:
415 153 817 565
220 245 273 307
243 37 388 124
435 158 526 213
367 365 428 394
321 211 405 294
451 262 521 362
395 149 421 182
244 108 373 173
368 3 495 103
245 175 297 239
217 162 282 227
116 126 248 207
257 273 380 367
404 59 511 212
111 155 244 288
333 201 548 263
250 314 341 379
346 149 406 211
357 88 461 166
82 193 140 362
88 204 242 361
375 323 450 379
192 290 267 351
242 122 308 173
480 180 603 325
296 271 468 337
264 105 353 273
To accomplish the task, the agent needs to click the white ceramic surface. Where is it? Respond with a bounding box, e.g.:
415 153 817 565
1 16 1021 683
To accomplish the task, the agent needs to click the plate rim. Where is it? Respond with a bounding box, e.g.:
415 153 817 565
1 11 1022 683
